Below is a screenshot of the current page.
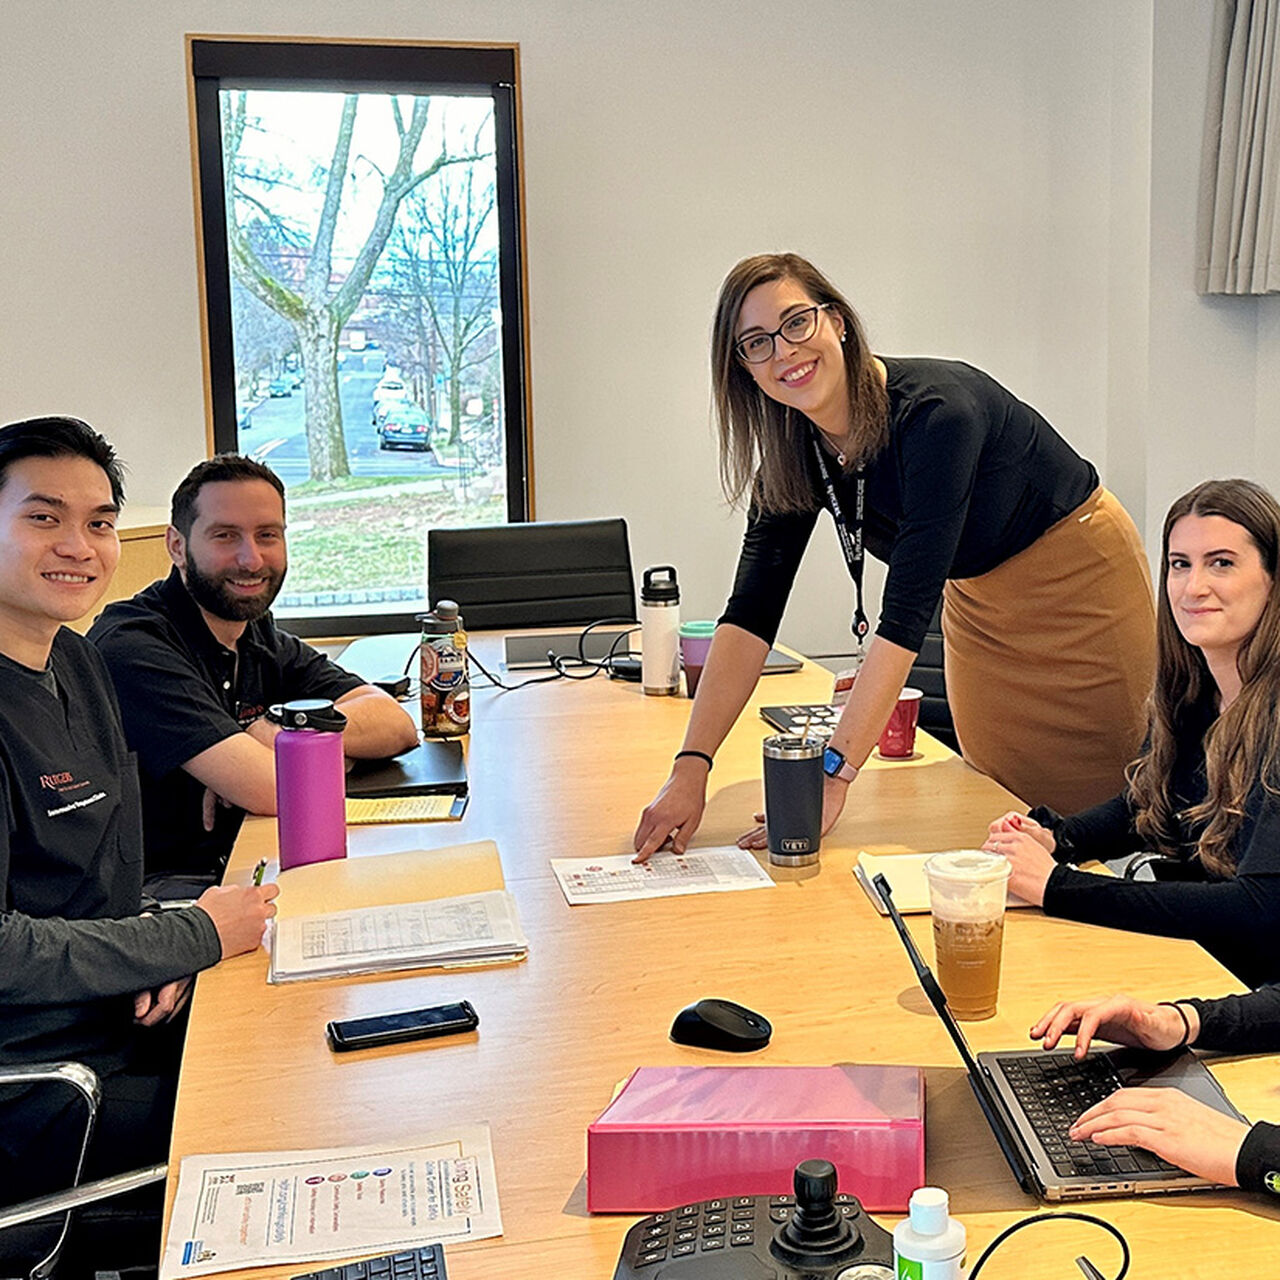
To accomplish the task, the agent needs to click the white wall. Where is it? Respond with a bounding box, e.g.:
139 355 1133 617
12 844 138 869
0 0 1275 654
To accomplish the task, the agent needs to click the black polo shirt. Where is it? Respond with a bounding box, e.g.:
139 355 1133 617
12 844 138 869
0 630 220 1070
88 568 363 881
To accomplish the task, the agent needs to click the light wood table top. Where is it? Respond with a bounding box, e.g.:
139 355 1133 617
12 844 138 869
163 639 1280 1278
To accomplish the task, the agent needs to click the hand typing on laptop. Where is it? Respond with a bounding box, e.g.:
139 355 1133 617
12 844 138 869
1032 994 1251 1188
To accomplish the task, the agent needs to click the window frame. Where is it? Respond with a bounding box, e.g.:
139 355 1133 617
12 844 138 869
188 36 532 637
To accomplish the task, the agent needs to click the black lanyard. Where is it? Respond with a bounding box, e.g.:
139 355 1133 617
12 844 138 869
810 436 869 646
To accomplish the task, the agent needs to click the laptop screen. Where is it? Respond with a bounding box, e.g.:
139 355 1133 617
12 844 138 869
873 873 1035 1192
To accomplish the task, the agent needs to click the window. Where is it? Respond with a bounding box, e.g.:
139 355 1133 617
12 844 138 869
190 39 530 635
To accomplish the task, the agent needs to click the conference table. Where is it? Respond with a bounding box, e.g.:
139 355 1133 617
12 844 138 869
162 638 1280 1279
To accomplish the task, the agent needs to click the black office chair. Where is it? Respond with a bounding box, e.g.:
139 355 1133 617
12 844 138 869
907 602 957 753
426 519 636 629
0 1063 166 1280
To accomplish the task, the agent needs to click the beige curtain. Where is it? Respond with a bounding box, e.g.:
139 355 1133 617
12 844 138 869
1197 0 1280 295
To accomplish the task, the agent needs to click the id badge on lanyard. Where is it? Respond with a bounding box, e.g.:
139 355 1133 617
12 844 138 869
811 436 869 652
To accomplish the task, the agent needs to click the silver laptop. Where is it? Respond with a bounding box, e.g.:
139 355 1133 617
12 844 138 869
503 628 635 669
504 629 804 674
875 873 1248 1200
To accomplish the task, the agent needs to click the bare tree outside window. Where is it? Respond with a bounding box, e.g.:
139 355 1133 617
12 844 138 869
192 41 529 635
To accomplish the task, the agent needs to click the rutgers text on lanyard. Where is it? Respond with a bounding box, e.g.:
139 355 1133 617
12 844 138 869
811 436 869 648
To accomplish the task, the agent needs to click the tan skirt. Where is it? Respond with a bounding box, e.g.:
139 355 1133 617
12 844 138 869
942 487 1156 813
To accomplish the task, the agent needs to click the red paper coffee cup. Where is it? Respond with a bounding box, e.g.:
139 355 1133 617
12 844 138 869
878 687 923 758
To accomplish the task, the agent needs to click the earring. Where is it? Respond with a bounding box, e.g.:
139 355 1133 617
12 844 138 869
840 331 847 343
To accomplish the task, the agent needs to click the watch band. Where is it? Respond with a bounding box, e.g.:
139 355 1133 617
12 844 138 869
823 746 859 784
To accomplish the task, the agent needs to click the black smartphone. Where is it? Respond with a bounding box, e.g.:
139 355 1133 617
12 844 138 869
325 1001 479 1052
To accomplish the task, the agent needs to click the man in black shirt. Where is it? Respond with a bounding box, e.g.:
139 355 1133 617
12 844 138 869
0 417 277 1251
89 455 417 889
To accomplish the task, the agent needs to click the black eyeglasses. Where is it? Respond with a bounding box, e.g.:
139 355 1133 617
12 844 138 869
734 304 833 364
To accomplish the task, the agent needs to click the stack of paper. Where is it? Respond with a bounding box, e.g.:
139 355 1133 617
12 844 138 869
270 889 528 982
266 841 527 983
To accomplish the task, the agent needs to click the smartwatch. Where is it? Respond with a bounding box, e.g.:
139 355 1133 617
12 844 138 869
822 745 859 784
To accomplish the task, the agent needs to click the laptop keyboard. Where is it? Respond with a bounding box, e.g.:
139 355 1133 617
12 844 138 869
999 1053 1181 1179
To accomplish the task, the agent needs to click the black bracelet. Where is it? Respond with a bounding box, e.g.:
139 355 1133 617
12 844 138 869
674 750 713 772
1158 1001 1193 1049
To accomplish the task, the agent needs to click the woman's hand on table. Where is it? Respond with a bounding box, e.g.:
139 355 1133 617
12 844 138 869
633 760 708 862
737 774 850 849
1031 993 1199 1057
1069 1087 1247 1187
988 809 1056 853
982 824 1056 905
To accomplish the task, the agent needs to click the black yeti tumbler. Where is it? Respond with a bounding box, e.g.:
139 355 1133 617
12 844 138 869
762 734 824 866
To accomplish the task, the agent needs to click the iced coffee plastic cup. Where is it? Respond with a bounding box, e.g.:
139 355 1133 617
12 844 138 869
679 621 716 698
878 687 923 758
923 850 1011 1021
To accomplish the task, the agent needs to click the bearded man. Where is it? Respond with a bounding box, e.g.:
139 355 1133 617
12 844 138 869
89 455 416 892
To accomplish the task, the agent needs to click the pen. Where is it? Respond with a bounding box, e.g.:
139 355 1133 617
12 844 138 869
252 858 267 887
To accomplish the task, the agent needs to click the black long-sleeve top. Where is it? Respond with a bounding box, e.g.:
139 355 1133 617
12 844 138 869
0 631 221 1074
1038 699 1280 988
1181 987 1280 1194
719 357 1098 652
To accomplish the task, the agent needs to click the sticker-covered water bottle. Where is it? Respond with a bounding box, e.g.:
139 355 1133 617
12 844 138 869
419 599 470 737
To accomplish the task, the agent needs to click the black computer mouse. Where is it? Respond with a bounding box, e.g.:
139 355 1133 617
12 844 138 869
669 998 772 1052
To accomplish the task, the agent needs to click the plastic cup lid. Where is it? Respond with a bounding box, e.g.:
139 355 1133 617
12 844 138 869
923 849 1011 884
679 620 717 638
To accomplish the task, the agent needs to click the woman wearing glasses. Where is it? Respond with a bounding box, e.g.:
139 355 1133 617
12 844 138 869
633 253 1154 861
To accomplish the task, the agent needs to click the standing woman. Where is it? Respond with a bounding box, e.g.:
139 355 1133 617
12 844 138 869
633 253 1155 860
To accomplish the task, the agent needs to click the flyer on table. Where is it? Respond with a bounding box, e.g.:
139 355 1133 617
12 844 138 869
160 1125 501 1277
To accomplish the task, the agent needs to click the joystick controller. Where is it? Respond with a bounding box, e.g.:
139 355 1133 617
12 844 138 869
612 1158 895 1279
772 1159 863 1268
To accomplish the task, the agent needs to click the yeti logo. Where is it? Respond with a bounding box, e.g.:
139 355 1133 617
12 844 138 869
780 838 811 853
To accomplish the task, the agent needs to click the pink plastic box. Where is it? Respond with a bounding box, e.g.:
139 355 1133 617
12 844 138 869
586 1064 924 1213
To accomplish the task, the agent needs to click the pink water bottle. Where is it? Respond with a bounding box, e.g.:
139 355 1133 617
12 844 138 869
269 699 348 871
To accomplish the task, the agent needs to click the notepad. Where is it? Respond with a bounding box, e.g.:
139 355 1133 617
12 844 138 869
345 794 468 824
853 850 1032 914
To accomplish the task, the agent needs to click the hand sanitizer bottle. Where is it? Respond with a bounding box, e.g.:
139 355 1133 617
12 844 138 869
893 1186 965 1280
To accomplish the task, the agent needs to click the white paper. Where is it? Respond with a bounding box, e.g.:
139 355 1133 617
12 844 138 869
160 1126 501 1278
270 889 528 982
551 846 775 905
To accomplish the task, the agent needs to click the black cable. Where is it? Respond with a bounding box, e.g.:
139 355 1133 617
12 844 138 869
552 620 640 680
407 618 641 692
966 1211 1129 1280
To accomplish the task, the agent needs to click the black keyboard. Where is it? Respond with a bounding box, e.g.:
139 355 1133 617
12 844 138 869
1000 1053 1179 1179
292 1243 446 1280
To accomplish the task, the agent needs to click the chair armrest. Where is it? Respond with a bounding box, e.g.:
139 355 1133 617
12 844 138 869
0 1061 100 1111
0 1163 166 1231
1123 852 1190 881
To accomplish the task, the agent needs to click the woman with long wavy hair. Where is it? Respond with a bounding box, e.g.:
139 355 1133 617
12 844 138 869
985 478 1280 986
633 253 1155 862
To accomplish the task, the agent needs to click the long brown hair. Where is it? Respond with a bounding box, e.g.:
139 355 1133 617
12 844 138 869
711 254 889 513
1129 478 1280 873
